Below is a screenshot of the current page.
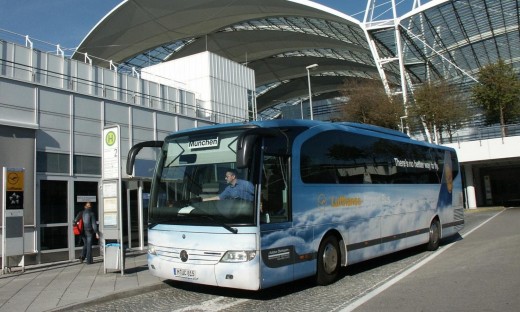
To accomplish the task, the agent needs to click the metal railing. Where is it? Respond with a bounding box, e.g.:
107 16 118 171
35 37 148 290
0 42 248 124
444 123 520 145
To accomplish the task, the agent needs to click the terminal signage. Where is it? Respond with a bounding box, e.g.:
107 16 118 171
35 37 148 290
5 170 24 210
2 167 25 273
103 128 120 180
101 125 125 275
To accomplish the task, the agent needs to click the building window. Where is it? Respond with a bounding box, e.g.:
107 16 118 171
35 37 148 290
247 89 255 120
37 152 69 173
74 155 101 175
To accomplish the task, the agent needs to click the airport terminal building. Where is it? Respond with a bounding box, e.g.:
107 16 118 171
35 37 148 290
1 0 519 264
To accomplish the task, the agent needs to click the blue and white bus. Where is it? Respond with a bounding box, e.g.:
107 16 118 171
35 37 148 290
127 120 464 290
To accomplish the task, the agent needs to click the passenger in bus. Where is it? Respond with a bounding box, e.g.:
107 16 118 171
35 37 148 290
203 169 254 201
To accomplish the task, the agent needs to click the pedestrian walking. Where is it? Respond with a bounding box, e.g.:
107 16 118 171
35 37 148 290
74 202 99 264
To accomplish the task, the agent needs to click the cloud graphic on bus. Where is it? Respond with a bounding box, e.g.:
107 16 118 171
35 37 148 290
261 186 440 257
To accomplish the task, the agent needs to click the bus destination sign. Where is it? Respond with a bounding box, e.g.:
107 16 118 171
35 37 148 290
189 137 219 150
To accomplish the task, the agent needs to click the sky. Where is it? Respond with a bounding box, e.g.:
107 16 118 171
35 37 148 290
0 0 421 55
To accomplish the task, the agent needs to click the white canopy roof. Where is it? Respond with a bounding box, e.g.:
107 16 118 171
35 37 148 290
74 0 520 118
74 0 384 112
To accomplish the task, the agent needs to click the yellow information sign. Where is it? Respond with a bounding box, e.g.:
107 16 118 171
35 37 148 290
7 171 24 191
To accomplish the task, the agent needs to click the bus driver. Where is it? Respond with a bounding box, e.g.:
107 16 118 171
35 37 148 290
204 169 254 201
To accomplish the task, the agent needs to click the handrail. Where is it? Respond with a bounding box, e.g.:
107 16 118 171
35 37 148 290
25 35 33 49
56 45 64 58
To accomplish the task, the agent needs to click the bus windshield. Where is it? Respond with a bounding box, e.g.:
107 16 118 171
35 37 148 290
149 130 256 228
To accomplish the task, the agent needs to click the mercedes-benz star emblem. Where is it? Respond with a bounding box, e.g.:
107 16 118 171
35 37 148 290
180 250 189 262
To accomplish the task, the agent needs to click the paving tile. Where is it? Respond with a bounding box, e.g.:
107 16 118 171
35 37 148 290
0 252 162 311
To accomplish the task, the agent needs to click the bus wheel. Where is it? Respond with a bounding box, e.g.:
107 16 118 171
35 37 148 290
426 219 440 251
316 235 340 285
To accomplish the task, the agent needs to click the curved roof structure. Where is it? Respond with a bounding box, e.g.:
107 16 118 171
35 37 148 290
372 0 519 87
74 0 393 114
74 0 520 121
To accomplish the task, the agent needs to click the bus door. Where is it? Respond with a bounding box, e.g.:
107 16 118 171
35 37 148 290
259 154 293 288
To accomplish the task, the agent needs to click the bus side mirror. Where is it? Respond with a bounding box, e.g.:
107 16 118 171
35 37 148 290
126 140 164 175
237 135 257 169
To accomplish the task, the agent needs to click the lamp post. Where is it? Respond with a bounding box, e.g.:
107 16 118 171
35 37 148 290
299 99 303 119
306 64 318 120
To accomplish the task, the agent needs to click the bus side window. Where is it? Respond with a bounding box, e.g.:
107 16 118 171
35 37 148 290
303 168 338 184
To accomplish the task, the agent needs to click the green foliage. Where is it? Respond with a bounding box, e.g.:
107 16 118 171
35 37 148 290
410 79 469 143
340 79 404 130
472 59 520 126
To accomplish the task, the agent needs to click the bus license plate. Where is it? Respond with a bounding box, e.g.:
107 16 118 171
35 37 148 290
173 268 196 279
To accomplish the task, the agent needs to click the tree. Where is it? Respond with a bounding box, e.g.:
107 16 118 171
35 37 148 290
339 79 404 130
472 59 520 137
410 79 469 143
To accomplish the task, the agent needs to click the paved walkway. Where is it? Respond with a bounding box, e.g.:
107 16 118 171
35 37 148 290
0 251 165 312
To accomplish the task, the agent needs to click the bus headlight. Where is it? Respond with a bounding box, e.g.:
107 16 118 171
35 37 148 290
148 244 157 255
220 250 256 262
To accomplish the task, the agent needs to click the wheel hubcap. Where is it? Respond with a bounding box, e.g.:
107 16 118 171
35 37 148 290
322 243 338 274
430 222 439 244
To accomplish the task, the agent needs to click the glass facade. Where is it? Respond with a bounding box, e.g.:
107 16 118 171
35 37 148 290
37 152 69 174
73 155 101 175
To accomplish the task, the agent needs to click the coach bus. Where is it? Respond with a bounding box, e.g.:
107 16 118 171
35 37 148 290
126 119 464 290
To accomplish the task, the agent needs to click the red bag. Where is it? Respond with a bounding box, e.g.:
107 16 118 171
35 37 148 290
73 217 83 235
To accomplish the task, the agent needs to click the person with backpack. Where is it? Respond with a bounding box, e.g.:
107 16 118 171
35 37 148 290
74 202 99 264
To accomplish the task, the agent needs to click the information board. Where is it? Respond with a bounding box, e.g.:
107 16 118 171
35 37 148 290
103 127 120 180
101 125 124 275
2 167 25 273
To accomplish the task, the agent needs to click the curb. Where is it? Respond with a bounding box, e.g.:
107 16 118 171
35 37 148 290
464 206 506 214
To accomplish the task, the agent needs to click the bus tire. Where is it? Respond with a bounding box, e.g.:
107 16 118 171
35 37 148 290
426 219 440 251
316 235 340 285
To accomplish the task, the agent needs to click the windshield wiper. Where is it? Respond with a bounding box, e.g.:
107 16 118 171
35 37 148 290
200 215 238 234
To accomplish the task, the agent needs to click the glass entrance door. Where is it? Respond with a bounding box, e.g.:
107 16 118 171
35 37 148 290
38 178 100 263
39 180 68 262
73 181 100 259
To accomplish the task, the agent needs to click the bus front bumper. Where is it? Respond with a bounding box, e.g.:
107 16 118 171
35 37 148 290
148 254 260 290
